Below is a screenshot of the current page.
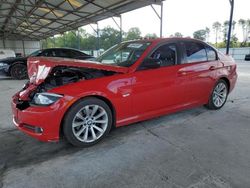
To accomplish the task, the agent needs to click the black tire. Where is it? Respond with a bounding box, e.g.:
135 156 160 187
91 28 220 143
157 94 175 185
63 97 112 147
10 63 28 80
206 79 229 110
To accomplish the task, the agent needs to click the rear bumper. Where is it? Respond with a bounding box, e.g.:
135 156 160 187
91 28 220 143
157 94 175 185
229 71 237 93
11 95 72 142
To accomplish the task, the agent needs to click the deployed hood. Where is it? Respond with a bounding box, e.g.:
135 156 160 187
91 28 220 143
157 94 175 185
28 57 129 85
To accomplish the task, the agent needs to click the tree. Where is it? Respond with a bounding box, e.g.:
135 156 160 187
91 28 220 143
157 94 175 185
212 22 222 47
99 26 121 50
222 20 236 42
144 33 158 39
247 19 250 42
171 32 183 37
205 27 210 42
238 19 247 43
193 29 207 41
125 27 141 41
222 21 238 47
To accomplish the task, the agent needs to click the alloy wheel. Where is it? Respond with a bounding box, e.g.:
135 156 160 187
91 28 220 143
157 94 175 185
72 105 108 143
212 82 228 108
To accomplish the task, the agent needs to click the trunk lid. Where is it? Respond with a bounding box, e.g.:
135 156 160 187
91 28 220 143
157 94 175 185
28 57 128 85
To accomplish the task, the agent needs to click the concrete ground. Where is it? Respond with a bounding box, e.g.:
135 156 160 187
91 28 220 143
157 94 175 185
0 62 250 188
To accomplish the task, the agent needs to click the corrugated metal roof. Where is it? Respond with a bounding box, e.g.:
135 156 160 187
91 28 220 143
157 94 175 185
0 0 163 40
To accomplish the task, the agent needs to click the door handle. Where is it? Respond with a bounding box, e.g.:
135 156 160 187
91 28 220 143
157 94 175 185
209 66 216 70
177 71 187 76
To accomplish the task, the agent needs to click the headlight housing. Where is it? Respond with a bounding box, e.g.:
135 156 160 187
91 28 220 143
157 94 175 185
32 92 63 106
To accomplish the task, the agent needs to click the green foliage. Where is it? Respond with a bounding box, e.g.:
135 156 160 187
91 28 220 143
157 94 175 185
125 27 141 41
42 26 128 51
193 29 207 41
144 33 158 39
171 32 183 37
41 18 250 51
99 26 121 50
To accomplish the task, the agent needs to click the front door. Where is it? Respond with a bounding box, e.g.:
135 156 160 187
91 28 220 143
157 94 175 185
131 42 188 117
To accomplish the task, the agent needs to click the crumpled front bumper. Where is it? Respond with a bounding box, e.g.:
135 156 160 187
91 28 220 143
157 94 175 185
11 93 73 142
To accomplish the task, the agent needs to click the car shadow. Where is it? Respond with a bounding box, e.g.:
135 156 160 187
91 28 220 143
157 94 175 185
0 106 207 173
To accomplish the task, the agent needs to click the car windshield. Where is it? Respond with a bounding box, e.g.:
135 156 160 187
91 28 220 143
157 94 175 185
29 50 42 57
96 41 151 67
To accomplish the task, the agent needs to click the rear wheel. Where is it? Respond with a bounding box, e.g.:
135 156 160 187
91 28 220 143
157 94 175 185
206 79 228 110
10 64 28 80
63 98 112 147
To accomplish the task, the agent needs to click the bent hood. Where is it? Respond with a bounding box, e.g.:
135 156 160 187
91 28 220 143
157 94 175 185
28 57 129 85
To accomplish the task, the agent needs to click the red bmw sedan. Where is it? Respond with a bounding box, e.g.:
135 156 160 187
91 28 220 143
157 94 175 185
11 38 237 147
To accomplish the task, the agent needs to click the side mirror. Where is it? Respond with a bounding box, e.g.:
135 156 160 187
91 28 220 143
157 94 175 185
138 58 161 70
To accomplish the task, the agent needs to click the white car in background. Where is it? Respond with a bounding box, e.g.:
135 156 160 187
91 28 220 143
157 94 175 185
0 49 16 60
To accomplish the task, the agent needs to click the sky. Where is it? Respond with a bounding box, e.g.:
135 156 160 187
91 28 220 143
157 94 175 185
82 0 250 43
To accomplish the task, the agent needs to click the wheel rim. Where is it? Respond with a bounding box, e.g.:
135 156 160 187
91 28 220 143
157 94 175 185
212 82 227 107
72 105 108 143
12 65 27 79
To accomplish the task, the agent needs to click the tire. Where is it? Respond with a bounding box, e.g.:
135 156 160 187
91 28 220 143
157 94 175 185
10 63 28 80
63 97 112 147
206 79 229 110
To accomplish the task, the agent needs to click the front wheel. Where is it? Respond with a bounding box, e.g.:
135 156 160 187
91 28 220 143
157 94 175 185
206 79 229 110
63 98 112 147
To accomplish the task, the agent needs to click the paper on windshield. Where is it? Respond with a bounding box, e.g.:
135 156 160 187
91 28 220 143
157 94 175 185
127 43 143 48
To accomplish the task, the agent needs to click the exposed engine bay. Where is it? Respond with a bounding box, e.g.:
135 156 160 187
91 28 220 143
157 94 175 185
16 66 116 110
37 66 116 91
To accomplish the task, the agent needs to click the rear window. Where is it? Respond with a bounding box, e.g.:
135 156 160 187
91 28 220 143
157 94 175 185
206 46 217 61
184 41 207 63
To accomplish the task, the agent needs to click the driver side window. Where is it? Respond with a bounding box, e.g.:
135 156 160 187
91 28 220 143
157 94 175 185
151 43 177 66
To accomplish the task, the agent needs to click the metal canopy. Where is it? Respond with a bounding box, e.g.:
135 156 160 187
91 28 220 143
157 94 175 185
0 0 163 40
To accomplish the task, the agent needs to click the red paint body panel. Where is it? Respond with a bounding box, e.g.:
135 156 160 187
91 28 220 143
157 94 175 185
11 38 238 142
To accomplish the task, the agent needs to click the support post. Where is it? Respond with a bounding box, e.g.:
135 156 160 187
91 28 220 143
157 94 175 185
111 16 123 43
97 23 100 55
150 2 163 38
77 28 80 50
120 15 122 43
3 39 6 49
89 23 100 56
226 0 234 55
160 1 163 38
53 36 55 47
63 33 65 47
22 40 25 56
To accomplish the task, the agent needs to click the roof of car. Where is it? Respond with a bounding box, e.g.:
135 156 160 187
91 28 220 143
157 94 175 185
42 47 83 51
124 37 206 43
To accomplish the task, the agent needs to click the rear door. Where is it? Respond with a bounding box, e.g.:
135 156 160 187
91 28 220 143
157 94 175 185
178 41 218 104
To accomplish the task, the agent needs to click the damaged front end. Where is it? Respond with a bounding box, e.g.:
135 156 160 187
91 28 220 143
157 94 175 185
13 57 127 110
11 57 127 141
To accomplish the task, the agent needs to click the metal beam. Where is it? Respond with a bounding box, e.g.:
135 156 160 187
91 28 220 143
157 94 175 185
120 15 122 43
89 23 100 53
22 40 25 56
0 0 165 40
111 16 123 43
1 0 22 31
4 0 45 39
226 0 234 55
77 28 80 50
150 2 163 37
2 39 5 49
160 1 163 38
